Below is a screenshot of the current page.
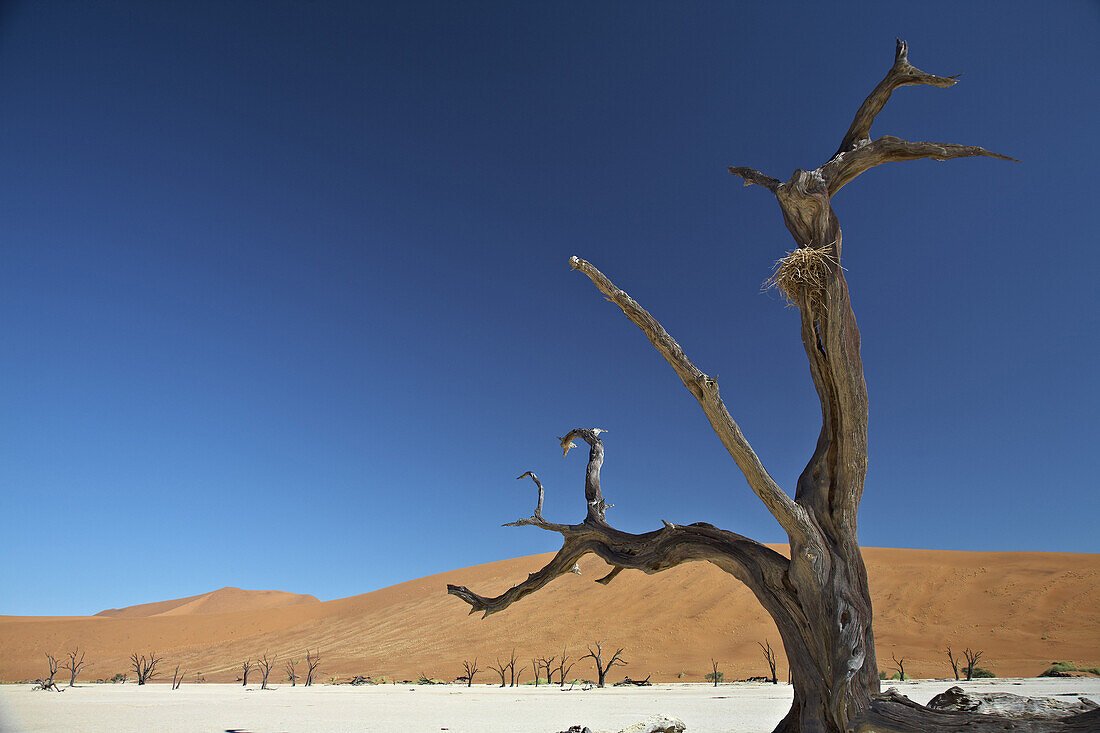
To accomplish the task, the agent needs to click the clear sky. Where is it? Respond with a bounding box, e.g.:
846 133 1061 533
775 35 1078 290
2 2 1097 616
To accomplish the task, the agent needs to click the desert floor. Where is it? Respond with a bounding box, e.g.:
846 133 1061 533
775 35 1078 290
2 678 1098 733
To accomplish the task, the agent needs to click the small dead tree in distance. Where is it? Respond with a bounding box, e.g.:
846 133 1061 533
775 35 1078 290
60 648 88 687
488 658 507 687
304 649 321 687
759 641 778 684
444 41 1053 733
258 653 276 690
963 648 984 681
556 650 576 688
285 658 299 686
536 655 556 685
240 658 253 686
946 647 960 681
34 653 62 691
580 641 626 688
888 653 905 682
171 664 185 690
129 651 161 685
45 653 59 685
709 658 722 687
461 658 480 687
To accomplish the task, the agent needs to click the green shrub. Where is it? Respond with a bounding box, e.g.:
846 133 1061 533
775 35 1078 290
705 671 724 683
1039 662 1099 677
970 667 995 678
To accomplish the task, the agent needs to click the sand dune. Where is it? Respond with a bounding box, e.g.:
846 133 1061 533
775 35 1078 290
1 547 1096 684
94 587 320 618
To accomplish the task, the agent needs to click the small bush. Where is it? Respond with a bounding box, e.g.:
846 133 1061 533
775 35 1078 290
1039 662 1098 677
1040 662 1077 676
971 667 995 678
705 671 724 683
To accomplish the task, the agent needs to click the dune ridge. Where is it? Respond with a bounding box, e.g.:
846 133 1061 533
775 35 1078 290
1 547 1096 684
94 587 321 618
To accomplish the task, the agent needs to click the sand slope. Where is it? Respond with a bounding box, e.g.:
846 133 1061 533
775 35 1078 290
94 587 320 618
1 547 1096 684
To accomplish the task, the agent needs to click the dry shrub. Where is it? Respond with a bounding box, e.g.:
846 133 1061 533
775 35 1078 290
763 244 838 311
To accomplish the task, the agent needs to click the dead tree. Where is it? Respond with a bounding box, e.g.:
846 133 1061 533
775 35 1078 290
442 40 1054 733
241 658 253 686
535 655 556 685
710 658 722 687
888 654 906 682
33 654 63 691
963 648 983 681
488 658 507 687
171 664 184 690
60 648 88 687
304 649 321 687
759 641 779 684
493 648 522 687
556 650 576 688
946 648 960 681
580 642 626 688
129 651 161 685
285 658 299 686
461 658 479 687
258 654 276 690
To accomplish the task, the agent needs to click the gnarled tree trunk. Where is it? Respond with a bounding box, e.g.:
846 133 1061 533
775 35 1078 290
446 41 1044 733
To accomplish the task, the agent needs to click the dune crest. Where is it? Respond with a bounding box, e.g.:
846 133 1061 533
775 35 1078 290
94 587 321 618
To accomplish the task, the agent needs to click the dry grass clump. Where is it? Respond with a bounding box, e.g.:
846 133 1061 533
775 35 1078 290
763 244 837 311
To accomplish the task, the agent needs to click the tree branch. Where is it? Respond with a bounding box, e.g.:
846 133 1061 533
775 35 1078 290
516 471 545 520
824 136 1018 195
559 428 608 522
728 166 781 192
448 512 790 618
568 256 809 538
837 39 961 156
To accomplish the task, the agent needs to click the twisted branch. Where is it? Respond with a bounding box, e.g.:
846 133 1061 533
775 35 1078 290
447 430 791 618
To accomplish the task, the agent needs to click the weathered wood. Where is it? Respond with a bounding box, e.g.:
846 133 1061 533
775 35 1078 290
852 688 1100 732
445 41 1056 733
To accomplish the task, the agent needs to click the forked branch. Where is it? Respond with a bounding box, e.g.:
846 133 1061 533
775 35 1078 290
837 38 961 156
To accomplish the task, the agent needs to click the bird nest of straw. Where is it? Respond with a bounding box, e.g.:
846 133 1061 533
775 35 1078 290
763 244 838 311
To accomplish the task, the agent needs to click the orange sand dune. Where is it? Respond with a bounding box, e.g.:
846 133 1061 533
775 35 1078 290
1 547 1096 684
94 587 320 618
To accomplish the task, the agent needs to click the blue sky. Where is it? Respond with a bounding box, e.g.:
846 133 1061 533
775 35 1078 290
1 2 1097 615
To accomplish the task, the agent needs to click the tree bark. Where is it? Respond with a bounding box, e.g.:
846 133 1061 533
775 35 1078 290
446 40 1045 733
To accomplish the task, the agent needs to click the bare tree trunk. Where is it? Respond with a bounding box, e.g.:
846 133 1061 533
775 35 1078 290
759 641 778 685
258 654 276 690
489 659 507 688
445 41 1050 733
241 659 252 687
285 659 298 686
60 648 87 687
963 648 983 681
304 649 320 687
946 648 960 681
462 659 479 687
